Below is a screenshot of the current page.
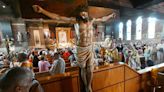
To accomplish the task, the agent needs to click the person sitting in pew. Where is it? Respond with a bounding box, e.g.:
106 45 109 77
38 56 51 72
50 52 65 75
68 50 77 67
62 49 71 64
32 51 40 68
19 53 33 71
0 55 9 69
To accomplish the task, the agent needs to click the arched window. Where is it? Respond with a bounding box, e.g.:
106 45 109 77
148 17 156 39
119 22 123 40
126 20 132 40
136 17 142 40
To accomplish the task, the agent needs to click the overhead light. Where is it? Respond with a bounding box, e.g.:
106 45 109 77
2 5 5 8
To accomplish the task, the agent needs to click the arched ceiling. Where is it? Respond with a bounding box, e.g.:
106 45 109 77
147 2 164 14
88 0 164 19
0 0 164 19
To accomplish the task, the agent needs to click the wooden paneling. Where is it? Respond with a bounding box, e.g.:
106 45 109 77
42 77 79 92
36 64 143 92
138 63 164 92
96 83 124 92
36 64 164 92
35 67 79 78
125 77 140 92
37 70 79 92
140 73 151 92
125 65 139 80
92 66 124 91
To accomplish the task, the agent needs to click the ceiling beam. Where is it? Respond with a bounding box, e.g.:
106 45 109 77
119 7 164 20
88 0 164 19
88 0 123 9
136 0 164 9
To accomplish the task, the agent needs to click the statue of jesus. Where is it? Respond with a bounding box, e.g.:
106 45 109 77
33 5 115 92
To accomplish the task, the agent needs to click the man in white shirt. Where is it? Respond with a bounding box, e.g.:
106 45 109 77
50 53 65 75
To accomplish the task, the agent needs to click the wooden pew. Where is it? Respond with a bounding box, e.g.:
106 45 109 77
35 66 79 78
65 66 79 72
36 71 80 92
35 63 140 92
33 63 73 73
138 63 164 92
33 67 40 72
35 63 164 92
92 63 140 92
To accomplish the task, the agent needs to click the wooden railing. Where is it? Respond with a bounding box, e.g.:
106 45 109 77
138 63 164 92
35 63 164 92
91 63 140 92
36 70 79 92
33 62 74 73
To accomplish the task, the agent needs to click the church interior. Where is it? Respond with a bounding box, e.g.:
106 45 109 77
0 0 164 92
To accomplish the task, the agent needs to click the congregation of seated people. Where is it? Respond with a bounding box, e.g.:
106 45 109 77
0 47 78 74
0 38 163 92
0 39 164 74
93 38 164 70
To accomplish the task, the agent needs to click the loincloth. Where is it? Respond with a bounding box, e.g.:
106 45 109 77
77 45 94 68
